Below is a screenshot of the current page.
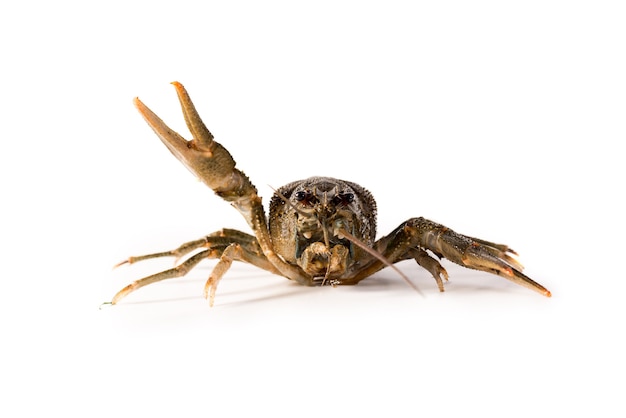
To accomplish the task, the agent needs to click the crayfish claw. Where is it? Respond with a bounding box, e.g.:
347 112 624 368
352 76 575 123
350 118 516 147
400 217 551 297
170 81 215 147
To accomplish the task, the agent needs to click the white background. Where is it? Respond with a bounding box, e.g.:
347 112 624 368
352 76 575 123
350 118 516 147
2 1 625 416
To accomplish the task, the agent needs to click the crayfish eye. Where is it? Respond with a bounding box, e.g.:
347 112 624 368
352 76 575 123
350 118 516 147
332 193 355 206
294 190 318 205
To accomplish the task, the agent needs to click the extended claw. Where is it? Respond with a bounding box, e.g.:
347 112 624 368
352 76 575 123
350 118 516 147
461 241 551 297
403 217 551 297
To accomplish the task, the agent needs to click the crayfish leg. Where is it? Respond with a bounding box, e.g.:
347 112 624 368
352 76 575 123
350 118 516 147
113 238 210 268
109 249 212 305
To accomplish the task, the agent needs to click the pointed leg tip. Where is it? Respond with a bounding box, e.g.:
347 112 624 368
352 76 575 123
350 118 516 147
203 291 215 308
113 259 129 269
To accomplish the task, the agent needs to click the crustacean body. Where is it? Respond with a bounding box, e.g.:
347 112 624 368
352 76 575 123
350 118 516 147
109 82 551 306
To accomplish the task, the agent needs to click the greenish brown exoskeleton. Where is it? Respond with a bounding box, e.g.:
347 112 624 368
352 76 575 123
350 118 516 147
109 82 551 306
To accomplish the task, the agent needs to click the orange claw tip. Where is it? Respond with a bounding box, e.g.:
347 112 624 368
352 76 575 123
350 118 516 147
535 286 552 297
133 97 146 112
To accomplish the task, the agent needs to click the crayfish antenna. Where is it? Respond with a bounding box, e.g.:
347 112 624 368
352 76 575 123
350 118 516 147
268 185 310 218
337 229 423 296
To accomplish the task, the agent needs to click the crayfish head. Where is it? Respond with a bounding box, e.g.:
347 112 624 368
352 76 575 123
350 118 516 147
268 177 378 278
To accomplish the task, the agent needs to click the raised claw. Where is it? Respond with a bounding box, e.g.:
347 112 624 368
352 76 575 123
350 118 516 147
131 83 313 290
134 82 249 198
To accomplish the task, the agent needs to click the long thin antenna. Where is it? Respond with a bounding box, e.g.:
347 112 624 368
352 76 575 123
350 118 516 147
337 229 423 296
269 185 310 218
